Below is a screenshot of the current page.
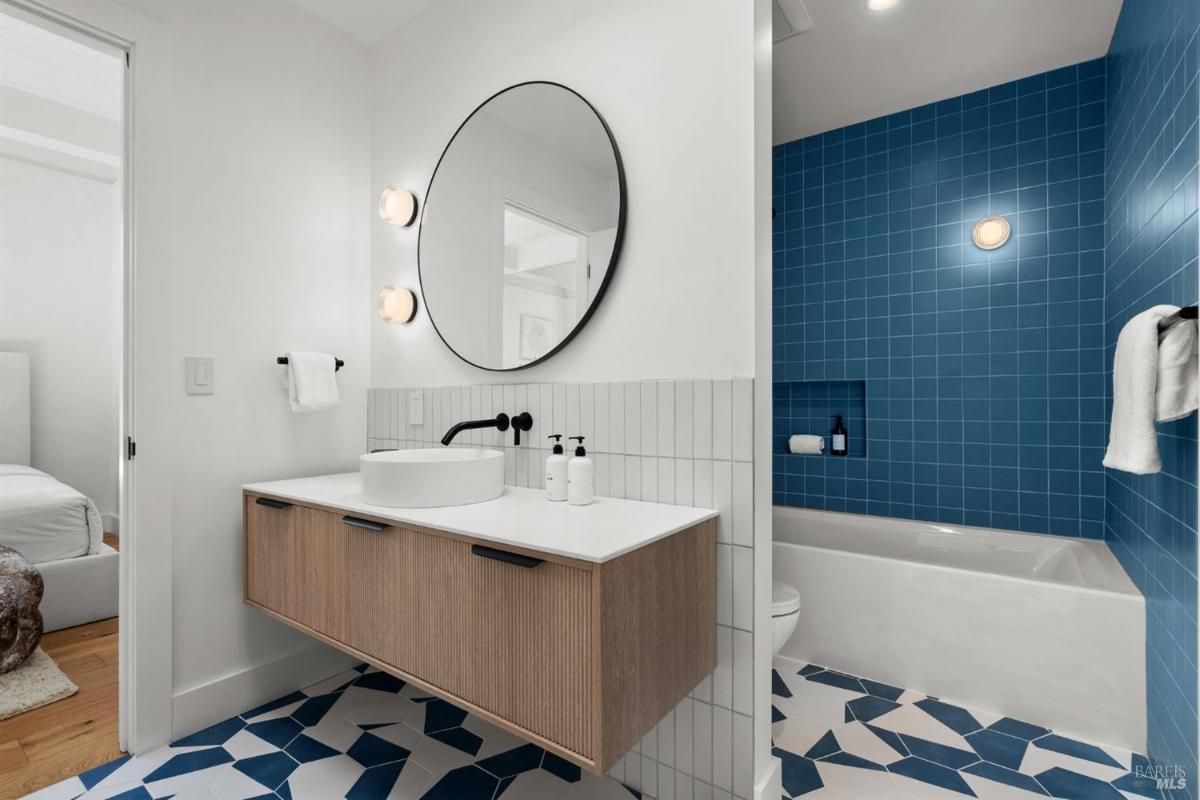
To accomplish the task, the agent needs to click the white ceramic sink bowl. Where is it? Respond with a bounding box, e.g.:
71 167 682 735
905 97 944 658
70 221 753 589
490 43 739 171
360 448 504 508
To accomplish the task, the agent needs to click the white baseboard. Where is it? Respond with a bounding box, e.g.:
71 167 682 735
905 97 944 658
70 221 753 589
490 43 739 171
171 641 358 741
754 756 782 800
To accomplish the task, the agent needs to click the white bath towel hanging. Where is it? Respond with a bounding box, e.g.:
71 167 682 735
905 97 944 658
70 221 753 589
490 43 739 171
1103 306 1193 474
286 351 339 413
1156 316 1198 423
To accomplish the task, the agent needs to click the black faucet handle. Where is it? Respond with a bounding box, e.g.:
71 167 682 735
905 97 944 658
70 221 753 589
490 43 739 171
511 411 533 446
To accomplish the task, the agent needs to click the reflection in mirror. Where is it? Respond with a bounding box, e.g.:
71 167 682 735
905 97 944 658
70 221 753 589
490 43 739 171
419 82 624 370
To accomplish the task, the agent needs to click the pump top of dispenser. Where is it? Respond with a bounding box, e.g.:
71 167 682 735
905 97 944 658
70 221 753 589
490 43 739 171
568 436 587 457
548 434 564 454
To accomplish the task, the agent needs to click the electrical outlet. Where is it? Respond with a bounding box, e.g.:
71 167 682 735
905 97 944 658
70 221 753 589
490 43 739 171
408 391 424 425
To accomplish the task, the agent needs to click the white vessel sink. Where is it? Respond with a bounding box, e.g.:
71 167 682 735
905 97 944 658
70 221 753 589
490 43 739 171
360 448 504 508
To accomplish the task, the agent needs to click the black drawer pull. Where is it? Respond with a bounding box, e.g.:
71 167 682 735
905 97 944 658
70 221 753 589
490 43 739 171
342 515 388 532
471 544 543 568
255 497 291 510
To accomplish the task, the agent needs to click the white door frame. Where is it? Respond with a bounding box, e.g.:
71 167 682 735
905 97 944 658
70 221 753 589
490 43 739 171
3 0 175 755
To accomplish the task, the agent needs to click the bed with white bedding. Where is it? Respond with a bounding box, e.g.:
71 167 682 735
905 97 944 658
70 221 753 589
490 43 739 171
0 464 103 563
0 352 118 632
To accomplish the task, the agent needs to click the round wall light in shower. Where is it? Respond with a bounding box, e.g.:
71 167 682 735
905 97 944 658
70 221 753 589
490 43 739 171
972 215 1011 250
378 187 418 226
378 286 417 324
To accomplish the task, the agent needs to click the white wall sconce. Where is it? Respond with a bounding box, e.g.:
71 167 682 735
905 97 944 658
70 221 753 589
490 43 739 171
866 0 900 11
378 187 417 226
972 215 1011 250
378 286 417 324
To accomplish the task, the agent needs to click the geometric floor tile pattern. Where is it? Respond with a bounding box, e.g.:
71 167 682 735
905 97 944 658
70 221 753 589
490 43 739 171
25 664 641 800
772 656 1163 800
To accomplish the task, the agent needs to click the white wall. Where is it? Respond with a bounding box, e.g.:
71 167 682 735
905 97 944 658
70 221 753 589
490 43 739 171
371 0 758 385
114 0 372 732
0 158 121 521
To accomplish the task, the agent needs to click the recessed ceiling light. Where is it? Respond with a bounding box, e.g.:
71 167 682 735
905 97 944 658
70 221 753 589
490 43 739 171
866 0 899 10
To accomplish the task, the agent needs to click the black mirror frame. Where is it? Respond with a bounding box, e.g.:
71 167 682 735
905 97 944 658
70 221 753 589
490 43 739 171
417 81 627 372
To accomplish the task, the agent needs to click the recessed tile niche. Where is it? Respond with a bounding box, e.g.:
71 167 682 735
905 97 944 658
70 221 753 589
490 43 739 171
773 380 867 458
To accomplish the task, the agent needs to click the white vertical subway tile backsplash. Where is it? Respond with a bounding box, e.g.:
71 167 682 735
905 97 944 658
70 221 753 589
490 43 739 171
366 378 757 799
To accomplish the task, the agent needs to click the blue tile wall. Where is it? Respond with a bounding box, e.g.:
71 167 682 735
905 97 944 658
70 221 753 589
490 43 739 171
1104 0 1199 791
773 59 1108 537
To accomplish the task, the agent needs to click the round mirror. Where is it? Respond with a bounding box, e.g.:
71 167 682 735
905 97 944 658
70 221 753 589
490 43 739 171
419 82 625 371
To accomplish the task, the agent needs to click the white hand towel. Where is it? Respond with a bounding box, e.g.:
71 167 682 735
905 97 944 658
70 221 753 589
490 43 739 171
789 434 825 454
286 351 339 413
1103 305 1179 474
1156 317 1198 422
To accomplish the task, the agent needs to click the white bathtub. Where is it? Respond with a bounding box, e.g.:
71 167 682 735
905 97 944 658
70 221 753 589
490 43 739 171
773 505 1146 752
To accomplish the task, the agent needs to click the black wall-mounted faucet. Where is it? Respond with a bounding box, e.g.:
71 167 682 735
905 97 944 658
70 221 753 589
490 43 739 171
441 413 509 446
440 411 535 446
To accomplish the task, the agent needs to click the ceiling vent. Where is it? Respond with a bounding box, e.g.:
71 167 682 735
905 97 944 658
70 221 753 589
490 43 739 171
773 0 813 43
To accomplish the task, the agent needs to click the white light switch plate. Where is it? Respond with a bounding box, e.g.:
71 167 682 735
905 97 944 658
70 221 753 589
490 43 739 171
185 357 214 395
408 390 424 425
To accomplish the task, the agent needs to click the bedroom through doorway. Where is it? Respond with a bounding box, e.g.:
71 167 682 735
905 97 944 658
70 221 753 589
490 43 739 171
0 5 126 796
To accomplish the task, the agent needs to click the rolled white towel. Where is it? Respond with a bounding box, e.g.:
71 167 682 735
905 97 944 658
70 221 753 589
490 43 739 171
789 434 825 455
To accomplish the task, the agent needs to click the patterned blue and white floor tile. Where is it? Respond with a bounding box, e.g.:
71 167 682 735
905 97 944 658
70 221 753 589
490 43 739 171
26 664 640 800
772 656 1163 800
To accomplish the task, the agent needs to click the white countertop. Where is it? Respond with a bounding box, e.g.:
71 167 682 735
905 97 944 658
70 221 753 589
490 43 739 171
243 473 718 563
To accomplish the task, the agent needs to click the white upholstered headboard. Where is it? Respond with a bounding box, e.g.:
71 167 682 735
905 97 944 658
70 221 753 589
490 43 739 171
0 352 31 465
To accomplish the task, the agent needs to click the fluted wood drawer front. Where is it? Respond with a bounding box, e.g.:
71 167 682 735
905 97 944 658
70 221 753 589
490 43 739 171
335 514 418 670
403 530 596 760
244 495 303 619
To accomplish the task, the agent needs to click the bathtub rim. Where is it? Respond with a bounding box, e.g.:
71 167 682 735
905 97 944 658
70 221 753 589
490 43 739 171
772 504 1141 599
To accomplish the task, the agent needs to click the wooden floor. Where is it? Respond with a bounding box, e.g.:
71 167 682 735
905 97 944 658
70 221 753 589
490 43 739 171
0 536 122 800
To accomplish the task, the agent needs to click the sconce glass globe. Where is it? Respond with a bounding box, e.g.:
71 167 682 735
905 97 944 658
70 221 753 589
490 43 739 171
378 286 417 323
378 187 417 226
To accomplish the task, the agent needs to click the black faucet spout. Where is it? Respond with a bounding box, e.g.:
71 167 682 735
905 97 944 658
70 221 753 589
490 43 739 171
441 413 510 446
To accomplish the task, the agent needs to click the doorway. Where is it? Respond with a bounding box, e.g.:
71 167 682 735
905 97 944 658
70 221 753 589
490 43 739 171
0 5 126 795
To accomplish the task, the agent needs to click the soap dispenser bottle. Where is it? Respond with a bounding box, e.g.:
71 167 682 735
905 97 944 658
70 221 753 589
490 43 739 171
831 414 848 457
545 435 568 502
567 436 594 506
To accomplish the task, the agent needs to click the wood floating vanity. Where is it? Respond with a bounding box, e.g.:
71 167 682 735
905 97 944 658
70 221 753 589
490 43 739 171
242 473 717 774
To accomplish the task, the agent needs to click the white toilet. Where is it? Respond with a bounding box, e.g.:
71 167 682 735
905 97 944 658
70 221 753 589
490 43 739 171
771 579 801 655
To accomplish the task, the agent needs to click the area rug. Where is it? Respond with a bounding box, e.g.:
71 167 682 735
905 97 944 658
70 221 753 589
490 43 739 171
0 648 78 720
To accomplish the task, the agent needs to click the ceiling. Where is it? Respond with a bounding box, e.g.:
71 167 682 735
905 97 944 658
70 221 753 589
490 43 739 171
289 0 440 45
287 0 1123 146
773 0 1123 144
